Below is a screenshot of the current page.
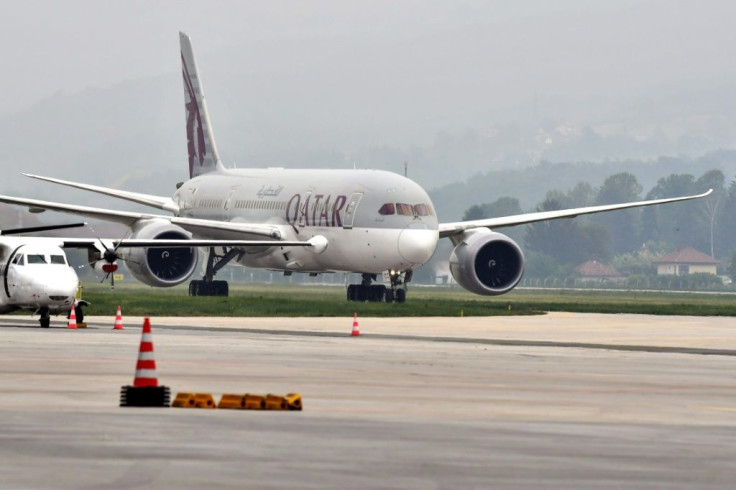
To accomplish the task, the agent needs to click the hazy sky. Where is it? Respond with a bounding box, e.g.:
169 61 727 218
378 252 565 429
3 0 735 116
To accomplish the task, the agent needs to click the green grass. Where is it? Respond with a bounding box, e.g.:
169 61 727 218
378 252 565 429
69 283 736 317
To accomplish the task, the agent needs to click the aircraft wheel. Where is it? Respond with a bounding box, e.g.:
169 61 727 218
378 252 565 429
384 289 394 303
75 305 84 324
369 285 386 302
396 289 406 303
347 285 356 301
213 280 229 296
189 280 201 296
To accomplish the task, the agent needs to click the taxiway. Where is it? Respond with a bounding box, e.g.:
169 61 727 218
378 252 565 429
0 312 735 488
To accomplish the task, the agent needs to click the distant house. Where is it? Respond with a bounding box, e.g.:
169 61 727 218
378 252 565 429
575 260 623 283
432 261 456 285
653 247 717 276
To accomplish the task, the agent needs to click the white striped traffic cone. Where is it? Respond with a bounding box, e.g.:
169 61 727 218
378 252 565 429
67 306 77 329
113 306 124 330
351 313 360 336
133 318 158 387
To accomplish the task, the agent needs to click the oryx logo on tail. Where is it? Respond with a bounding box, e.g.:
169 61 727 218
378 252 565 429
179 32 222 178
182 56 206 176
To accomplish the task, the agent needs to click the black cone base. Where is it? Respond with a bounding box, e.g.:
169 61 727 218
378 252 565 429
120 385 171 407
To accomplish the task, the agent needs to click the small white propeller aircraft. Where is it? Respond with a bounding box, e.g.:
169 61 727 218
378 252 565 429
0 33 712 304
0 223 83 327
0 222 313 327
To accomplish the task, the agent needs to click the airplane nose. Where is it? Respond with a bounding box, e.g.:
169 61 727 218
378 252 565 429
32 271 77 302
398 228 438 265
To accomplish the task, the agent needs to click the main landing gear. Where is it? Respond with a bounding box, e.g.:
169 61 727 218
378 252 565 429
346 271 411 303
189 247 240 297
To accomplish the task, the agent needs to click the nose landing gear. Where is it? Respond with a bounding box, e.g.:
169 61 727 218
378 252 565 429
39 307 50 328
346 271 410 303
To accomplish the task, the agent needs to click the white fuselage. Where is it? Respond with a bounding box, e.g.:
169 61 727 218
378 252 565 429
0 239 78 314
173 168 440 274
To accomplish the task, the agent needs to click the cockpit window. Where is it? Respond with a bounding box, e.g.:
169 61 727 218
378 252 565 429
11 254 24 266
396 203 414 216
414 204 431 216
378 203 396 215
27 254 47 264
50 255 66 265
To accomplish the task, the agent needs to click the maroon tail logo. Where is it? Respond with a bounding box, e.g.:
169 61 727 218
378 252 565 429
182 56 206 177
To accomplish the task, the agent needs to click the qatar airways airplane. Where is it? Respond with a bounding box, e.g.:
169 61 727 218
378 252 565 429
0 32 710 303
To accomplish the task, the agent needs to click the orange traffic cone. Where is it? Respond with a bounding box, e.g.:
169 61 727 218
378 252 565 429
351 312 360 336
133 318 158 387
113 306 124 330
120 317 170 407
67 306 77 329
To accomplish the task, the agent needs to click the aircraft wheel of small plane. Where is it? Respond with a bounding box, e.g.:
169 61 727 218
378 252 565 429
75 305 84 324
384 289 394 303
396 289 406 303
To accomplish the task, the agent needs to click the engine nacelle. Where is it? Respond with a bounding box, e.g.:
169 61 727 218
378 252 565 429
93 260 118 275
449 229 525 296
121 219 198 287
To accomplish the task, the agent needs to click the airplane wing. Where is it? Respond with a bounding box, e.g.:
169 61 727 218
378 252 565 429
0 222 86 235
438 189 713 239
59 238 314 250
24 173 179 213
0 194 287 240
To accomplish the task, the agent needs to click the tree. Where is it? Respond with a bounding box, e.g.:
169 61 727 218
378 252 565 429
461 197 524 243
462 205 485 221
594 173 643 255
641 173 697 247
524 198 609 265
729 249 736 282
696 170 726 257
720 179 736 256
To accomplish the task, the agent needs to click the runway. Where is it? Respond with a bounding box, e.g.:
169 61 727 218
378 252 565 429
1 312 735 489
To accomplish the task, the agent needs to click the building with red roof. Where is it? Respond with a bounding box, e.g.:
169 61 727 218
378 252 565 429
652 247 717 276
575 260 623 283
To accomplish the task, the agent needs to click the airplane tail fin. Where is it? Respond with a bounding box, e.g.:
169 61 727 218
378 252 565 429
180 31 222 178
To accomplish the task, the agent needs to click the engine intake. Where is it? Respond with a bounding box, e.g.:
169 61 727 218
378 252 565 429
449 229 524 296
121 219 198 287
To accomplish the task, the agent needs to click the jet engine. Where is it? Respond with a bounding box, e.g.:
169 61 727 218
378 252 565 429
449 228 525 296
121 219 198 287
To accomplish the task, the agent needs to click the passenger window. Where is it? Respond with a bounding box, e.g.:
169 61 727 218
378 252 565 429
50 255 66 265
27 254 47 264
378 203 395 215
396 203 414 216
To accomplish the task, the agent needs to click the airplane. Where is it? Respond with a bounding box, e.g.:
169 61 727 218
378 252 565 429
0 223 85 327
0 221 314 327
0 32 712 305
